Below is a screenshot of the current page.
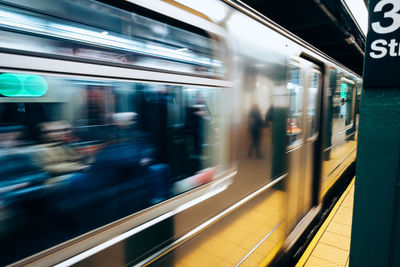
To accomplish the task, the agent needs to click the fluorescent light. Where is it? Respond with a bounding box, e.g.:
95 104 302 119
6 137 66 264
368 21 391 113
342 0 369 36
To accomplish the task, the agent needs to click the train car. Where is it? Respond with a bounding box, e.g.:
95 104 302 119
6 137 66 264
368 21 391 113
0 0 361 266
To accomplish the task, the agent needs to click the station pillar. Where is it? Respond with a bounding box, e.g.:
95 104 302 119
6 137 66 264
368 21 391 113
350 1 400 266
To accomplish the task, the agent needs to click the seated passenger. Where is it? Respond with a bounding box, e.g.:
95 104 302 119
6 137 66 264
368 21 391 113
56 113 170 224
0 125 50 240
33 121 88 176
0 125 24 155
111 112 139 141
0 125 49 201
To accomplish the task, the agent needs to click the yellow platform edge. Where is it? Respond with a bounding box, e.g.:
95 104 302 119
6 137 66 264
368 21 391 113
295 177 355 267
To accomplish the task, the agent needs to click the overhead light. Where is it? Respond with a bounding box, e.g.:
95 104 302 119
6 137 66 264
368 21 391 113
100 31 108 35
342 0 368 36
177 47 189 52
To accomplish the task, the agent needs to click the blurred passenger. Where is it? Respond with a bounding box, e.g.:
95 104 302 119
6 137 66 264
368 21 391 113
34 121 88 176
248 103 263 158
0 125 49 239
112 112 138 141
0 126 42 186
0 125 23 153
41 121 77 143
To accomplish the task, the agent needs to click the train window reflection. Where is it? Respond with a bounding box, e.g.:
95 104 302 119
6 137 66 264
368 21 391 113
0 73 227 265
0 2 223 77
287 65 304 146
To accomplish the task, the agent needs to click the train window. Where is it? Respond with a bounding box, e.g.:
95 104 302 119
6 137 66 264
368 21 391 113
0 1 224 77
332 78 354 133
287 65 304 146
0 72 228 265
344 82 354 126
356 81 362 114
306 71 320 139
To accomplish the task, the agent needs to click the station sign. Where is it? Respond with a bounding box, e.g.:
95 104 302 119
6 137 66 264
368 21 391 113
364 0 400 88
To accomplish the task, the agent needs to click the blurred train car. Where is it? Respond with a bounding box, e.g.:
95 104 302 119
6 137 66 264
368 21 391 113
0 0 361 266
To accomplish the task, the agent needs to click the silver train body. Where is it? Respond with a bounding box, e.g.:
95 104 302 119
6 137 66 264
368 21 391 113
0 0 361 266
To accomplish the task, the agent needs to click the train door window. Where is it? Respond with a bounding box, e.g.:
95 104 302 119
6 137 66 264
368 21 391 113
0 0 224 77
0 72 229 265
343 82 354 126
356 81 362 114
287 64 304 146
332 77 354 132
306 71 320 139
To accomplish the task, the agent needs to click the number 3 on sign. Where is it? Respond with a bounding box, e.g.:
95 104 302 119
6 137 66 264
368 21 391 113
372 0 400 34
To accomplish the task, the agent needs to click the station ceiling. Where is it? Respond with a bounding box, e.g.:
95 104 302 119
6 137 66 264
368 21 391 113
240 0 366 76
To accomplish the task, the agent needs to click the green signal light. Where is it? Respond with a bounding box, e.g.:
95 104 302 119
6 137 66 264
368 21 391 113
340 83 347 99
0 73 48 97
24 75 48 97
0 73 21 96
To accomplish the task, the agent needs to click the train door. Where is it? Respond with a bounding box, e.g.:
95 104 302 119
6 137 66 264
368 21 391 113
302 67 321 214
286 59 321 230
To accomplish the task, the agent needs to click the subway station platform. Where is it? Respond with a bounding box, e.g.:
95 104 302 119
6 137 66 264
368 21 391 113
296 178 355 267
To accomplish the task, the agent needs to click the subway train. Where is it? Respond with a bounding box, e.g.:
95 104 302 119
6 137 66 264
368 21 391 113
0 0 361 266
